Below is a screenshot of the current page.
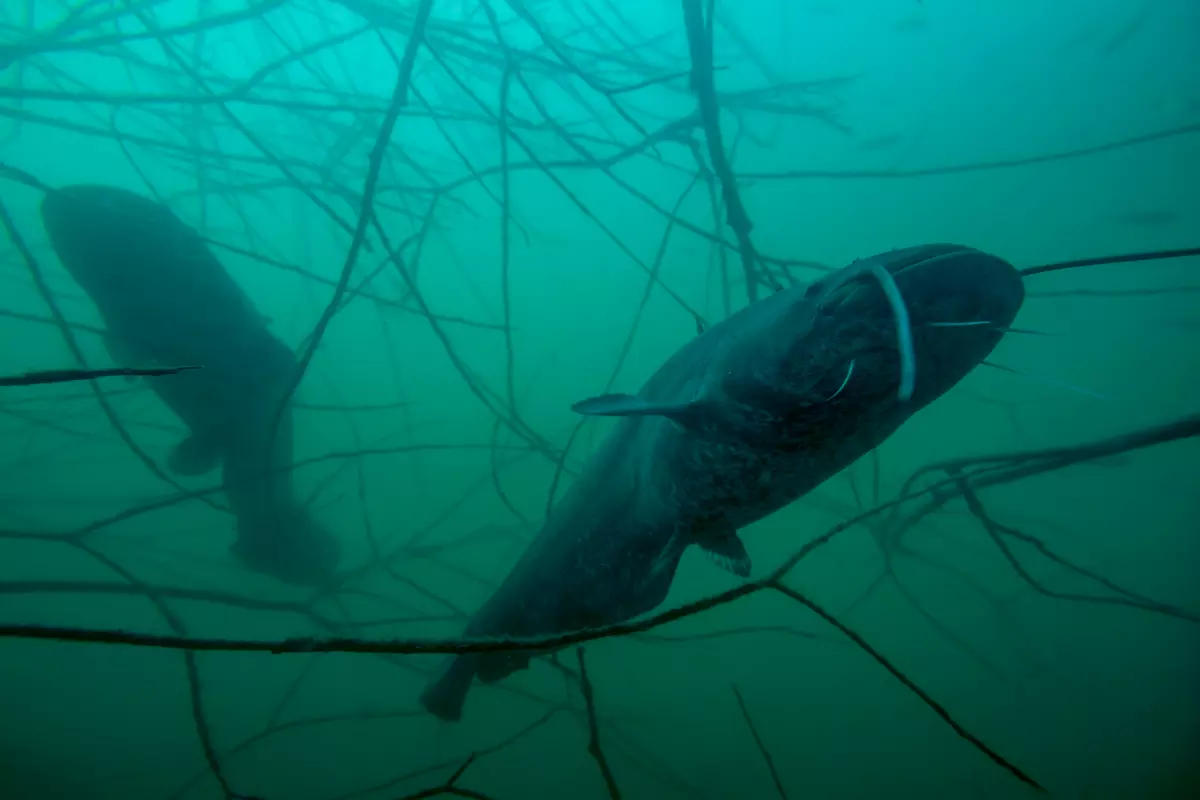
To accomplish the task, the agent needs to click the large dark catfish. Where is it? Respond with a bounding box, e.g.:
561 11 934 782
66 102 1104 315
420 243 1025 721
40 184 340 585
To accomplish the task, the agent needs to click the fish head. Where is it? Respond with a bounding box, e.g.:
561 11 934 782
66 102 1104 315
763 244 1025 419
41 184 285 381
40 185 169 293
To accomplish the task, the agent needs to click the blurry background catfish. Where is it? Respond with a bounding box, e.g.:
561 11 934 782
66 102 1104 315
39 184 340 586
420 244 1025 721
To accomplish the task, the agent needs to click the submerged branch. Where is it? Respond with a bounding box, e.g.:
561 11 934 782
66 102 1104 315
680 0 760 302
0 365 200 387
4 410 1197 792
770 582 1043 792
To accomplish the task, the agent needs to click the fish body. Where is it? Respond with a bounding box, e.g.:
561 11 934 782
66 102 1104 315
40 184 339 585
420 243 1025 721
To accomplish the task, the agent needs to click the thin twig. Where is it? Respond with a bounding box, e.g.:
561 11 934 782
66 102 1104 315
576 647 622 799
730 683 789 799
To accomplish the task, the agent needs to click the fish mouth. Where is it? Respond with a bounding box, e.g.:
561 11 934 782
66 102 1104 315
41 184 102 222
40 186 110 248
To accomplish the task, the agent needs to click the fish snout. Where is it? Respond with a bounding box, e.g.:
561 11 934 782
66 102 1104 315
41 185 156 248
892 245 1026 401
41 185 106 230
801 244 1026 406
894 244 1025 330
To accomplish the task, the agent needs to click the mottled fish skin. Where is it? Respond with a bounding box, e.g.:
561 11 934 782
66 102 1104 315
40 184 340 586
419 243 1025 721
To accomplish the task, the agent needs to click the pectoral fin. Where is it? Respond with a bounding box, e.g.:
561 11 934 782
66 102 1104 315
695 526 752 577
571 393 718 432
168 433 222 476
102 333 141 382
103 332 133 365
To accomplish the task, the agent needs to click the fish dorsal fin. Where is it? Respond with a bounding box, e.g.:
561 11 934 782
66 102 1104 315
695 526 751 577
571 392 718 433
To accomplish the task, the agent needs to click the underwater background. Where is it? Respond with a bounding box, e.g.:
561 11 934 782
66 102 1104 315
1 0 1198 797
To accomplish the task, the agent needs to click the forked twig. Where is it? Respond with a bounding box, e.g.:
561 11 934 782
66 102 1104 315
393 753 498 800
769 582 1044 792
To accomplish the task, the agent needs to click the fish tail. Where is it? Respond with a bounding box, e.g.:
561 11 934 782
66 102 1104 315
419 654 478 722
